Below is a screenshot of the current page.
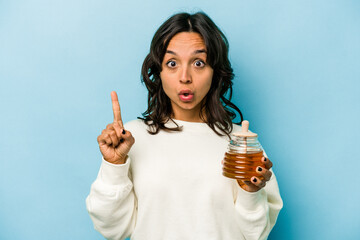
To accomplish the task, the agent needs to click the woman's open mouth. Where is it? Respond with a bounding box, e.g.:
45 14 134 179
179 90 194 102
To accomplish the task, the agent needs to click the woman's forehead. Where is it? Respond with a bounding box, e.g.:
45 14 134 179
166 32 206 52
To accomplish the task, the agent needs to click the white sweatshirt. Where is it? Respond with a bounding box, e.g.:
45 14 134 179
86 119 283 240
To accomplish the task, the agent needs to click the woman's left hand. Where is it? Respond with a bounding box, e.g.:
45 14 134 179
237 157 273 192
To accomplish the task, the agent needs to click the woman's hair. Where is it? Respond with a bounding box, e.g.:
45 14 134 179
138 11 243 138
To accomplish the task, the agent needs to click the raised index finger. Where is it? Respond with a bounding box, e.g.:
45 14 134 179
110 91 123 127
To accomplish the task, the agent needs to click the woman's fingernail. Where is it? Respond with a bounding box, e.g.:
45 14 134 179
122 129 126 134
258 167 262 172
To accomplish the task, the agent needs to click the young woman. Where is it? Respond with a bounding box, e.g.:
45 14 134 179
86 12 283 240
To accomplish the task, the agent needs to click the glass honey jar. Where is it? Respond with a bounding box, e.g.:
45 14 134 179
222 120 265 182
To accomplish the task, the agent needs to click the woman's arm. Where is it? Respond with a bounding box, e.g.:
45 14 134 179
234 170 283 240
86 91 137 239
86 158 137 240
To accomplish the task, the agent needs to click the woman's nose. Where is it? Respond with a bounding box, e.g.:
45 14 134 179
179 66 192 84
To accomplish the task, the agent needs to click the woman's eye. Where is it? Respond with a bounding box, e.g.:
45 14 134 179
166 60 177 68
194 60 205 67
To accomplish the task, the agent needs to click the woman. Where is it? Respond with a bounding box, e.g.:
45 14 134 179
86 12 283 240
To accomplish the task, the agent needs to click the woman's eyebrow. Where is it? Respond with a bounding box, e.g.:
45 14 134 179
166 50 177 55
165 49 207 55
193 49 207 55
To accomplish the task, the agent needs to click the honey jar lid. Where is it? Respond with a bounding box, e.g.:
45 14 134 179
232 120 258 137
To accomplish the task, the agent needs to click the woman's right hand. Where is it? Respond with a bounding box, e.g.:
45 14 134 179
97 91 135 164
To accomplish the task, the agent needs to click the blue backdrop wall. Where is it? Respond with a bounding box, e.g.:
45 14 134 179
1 0 359 239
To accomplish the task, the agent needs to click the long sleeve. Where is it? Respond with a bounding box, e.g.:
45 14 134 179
234 171 283 240
86 158 137 240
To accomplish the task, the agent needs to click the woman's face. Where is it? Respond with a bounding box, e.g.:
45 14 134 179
160 32 213 122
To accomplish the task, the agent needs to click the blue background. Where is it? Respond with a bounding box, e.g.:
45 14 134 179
1 0 359 239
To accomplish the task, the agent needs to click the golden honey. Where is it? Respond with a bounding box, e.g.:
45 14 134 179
222 151 265 181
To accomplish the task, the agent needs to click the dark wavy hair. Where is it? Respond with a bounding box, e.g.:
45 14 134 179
138 12 243 139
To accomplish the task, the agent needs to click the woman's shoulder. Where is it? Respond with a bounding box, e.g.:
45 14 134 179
231 122 242 134
124 118 147 130
123 119 153 141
